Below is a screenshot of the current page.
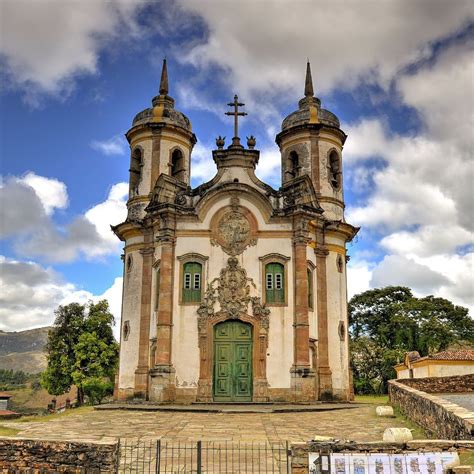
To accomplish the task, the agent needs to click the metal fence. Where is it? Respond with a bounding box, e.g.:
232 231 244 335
118 439 291 473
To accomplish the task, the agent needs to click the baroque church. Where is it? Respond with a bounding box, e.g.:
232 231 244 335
113 60 358 403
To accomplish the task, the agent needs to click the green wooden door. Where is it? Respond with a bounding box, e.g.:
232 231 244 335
213 321 252 402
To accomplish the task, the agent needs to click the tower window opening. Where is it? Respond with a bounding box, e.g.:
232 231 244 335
129 148 143 196
329 150 341 189
287 151 300 180
171 149 185 181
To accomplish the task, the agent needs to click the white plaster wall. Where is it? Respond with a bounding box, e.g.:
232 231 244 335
412 366 430 378
325 248 350 395
118 250 143 389
170 198 295 390
396 368 410 379
307 246 318 341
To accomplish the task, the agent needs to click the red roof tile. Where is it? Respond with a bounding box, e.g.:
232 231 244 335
428 349 474 361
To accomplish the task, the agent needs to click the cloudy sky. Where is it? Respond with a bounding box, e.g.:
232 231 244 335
1 0 473 336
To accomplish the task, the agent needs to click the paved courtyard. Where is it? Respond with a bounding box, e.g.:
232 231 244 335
4 404 420 443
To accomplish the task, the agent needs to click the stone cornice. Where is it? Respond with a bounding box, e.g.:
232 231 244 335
275 123 347 147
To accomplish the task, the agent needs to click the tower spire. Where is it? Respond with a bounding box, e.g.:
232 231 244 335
159 58 169 96
304 61 314 98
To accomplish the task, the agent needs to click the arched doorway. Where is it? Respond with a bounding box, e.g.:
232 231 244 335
213 320 253 402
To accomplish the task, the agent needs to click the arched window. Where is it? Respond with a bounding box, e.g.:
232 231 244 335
328 150 341 189
171 149 185 181
182 262 202 303
129 148 143 196
287 151 299 180
265 262 285 304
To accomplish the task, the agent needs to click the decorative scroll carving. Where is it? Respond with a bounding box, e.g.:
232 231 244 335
197 257 269 334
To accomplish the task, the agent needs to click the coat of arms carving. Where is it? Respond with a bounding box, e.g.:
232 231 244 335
214 197 256 255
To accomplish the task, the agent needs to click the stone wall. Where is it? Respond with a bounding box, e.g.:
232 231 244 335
396 374 474 393
389 380 473 440
291 439 474 473
0 437 118 473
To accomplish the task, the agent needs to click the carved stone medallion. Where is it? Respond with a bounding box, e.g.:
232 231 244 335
214 198 256 256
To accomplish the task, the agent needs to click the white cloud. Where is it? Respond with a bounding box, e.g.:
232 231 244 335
190 143 216 182
0 256 123 338
381 225 473 257
91 135 128 156
19 172 69 215
176 0 472 109
347 260 373 299
1 174 127 263
0 0 146 100
85 182 129 246
371 255 450 293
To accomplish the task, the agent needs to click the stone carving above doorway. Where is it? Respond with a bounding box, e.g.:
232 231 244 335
197 257 269 329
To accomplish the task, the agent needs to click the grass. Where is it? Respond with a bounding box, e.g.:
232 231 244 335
10 406 93 423
355 394 389 405
355 394 427 438
459 451 474 467
0 425 20 437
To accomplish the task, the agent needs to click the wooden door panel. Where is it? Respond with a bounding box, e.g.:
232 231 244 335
213 321 252 402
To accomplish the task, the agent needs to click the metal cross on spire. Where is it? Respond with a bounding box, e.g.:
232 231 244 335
225 95 247 146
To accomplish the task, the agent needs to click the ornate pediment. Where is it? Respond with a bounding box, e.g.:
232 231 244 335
197 257 269 331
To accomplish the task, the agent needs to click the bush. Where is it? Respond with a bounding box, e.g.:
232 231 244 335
82 378 114 405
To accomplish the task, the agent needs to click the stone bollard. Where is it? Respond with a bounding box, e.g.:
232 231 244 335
451 466 472 474
383 427 413 442
376 406 395 417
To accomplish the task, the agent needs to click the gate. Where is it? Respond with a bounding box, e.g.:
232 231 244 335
118 439 291 473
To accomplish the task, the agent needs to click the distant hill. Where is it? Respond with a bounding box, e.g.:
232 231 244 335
0 327 50 373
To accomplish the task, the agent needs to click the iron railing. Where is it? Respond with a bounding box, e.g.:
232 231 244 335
118 439 291 473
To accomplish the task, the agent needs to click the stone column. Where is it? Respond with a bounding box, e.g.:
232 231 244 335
291 215 315 402
315 234 333 399
133 235 154 399
150 212 176 402
293 237 310 368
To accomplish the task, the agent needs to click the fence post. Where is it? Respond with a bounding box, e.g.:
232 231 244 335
156 439 161 473
286 440 290 474
197 440 202 474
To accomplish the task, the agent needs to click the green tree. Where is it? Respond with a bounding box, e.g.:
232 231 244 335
41 300 118 405
349 286 474 394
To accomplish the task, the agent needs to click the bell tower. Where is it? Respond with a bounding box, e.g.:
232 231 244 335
125 59 196 220
276 62 346 222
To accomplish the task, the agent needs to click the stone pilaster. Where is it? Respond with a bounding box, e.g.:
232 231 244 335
150 212 176 402
133 236 154 399
291 215 316 402
315 229 333 399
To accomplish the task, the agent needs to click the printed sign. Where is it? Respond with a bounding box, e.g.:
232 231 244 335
308 452 458 474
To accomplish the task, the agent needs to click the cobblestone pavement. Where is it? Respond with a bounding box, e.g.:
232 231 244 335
4 405 420 443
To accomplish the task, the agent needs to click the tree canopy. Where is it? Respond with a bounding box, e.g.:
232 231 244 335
41 300 119 405
349 286 473 394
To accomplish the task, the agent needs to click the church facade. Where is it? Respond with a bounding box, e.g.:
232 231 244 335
113 60 358 403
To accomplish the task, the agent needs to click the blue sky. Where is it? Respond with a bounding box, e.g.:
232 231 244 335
1 0 473 333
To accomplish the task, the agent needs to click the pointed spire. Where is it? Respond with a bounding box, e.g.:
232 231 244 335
304 61 314 98
159 58 168 96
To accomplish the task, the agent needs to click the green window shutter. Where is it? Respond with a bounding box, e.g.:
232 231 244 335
183 262 202 303
265 263 284 303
